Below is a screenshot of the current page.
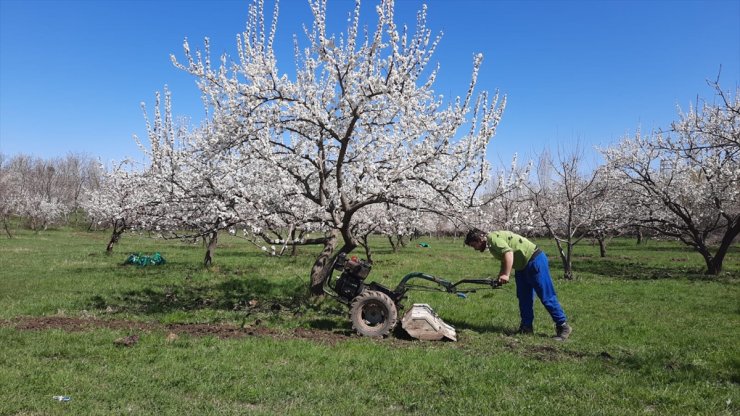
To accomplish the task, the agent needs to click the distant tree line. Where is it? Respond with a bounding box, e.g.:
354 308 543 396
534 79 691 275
0 153 102 235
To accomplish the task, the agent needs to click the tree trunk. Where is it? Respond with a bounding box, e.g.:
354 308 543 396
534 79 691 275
204 230 218 266
105 235 118 254
563 247 574 280
360 233 373 264
289 228 303 257
398 235 406 248
563 262 574 280
388 236 397 252
597 237 607 258
553 238 566 278
706 257 720 275
309 230 339 295
276 224 295 256
291 229 305 257
106 220 126 254
555 239 574 280
704 222 740 275
2 219 12 238
635 226 643 245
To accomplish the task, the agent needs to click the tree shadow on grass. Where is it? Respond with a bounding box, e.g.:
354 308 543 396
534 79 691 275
611 244 695 252
88 276 309 315
601 349 738 385
569 257 706 280
69 260 201 279
87 275 365 337
612 241 740 254
306 318 353 335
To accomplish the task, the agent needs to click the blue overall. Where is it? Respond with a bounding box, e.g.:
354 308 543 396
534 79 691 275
514 251 567 326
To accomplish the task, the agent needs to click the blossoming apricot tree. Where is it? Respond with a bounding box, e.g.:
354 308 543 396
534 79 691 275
160 0 507 292
602 82 739 275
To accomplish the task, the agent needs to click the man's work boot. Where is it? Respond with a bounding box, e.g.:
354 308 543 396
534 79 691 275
554 322 572 341
517 324 533 335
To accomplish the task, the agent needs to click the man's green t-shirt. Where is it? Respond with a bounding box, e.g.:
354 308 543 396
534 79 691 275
486 231 537 271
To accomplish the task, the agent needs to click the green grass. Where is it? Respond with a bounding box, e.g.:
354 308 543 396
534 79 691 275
1 229 738 415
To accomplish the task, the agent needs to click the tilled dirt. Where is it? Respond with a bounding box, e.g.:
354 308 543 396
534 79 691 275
5 317 603 359
4 316 352 345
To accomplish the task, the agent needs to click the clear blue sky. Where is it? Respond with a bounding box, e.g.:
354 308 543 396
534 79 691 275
1 0 738 167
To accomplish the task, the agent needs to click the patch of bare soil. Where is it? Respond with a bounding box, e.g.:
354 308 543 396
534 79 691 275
5 316 351 345
502 337 591 361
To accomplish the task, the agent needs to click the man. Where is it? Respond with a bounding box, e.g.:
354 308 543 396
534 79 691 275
464 228 572 341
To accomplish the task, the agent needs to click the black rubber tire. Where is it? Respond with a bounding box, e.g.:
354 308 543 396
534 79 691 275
349 290 398 338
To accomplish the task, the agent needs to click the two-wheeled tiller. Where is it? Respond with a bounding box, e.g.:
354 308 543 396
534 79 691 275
323 252 502 337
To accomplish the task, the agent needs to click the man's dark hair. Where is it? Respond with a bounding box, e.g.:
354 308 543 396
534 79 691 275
464 228 486 246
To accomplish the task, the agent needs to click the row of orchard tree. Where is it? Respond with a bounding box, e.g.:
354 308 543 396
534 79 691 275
2 0 737 285
479 82 739 279
0 153 102 234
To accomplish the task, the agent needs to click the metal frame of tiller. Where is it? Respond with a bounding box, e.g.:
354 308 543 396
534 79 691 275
324 253 502 337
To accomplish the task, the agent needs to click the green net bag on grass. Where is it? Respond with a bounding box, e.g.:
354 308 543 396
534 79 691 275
124 252 166 266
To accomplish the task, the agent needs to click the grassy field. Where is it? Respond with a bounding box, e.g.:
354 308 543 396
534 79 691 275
0 228 738 415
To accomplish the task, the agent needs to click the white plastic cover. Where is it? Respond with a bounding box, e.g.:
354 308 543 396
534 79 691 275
401 303 457 341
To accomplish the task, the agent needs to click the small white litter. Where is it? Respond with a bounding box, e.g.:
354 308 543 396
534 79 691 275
401 303 457 341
